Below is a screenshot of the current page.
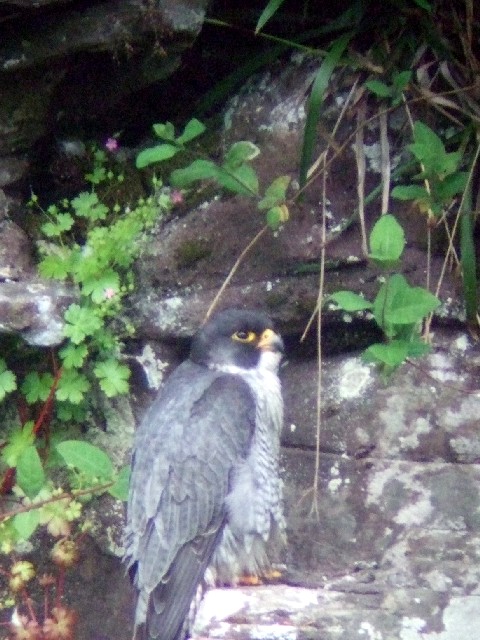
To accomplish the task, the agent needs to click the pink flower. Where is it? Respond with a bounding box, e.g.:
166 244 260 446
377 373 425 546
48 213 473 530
170 190 184 205
104 287 116 299
105 137 119 152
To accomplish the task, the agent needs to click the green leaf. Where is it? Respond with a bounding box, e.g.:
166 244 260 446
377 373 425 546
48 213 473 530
460 170 477 324
13 510 40 541
16 445 46 498
38 252 72 280
266 204 289 230
373 274 408 334
56 400 87 422
224 141 260 168
0 359 16 401
391 184 430 201
365 79 392 98
369 214 405 264
410 121 446 162
406 338 432 359
56 440 113 480
255 0 286 33
408 122 462 180
21 372 54 404
1 422 35 467
176 118 206 144
299 33 351 189
63 304 103 344
258 175 291 210
56 369 90 404
329 291 373 312
170 159 219 187
152 121 176 141
217 163 259 196
413 0 432 11
41 213 74 237
59 343 89 369
435 172 468 201
108 465 130 501
82 271 120 303
363 341 409 367
393 70 412 91
94 360 131 397
436 151 462 178
384 285 440 325
71 192 109 221
136 144 179 169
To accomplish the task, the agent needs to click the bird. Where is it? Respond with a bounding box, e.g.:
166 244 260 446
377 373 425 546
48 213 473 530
124 308 286 640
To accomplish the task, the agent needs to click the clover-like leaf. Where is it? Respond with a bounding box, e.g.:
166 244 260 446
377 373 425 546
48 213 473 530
38 252 72 280
21 372 54 404
1 422 35 468
59 343 89 369
63 304 102 344
94 360 130 397
56 370 90 404
81 271 120 303
0 359 16 401
71 192 109 221
41 213 74 238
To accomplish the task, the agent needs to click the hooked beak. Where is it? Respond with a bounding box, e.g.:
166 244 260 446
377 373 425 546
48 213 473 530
257 328 285 354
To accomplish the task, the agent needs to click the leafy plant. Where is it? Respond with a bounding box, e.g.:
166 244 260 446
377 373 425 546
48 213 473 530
28 145 175 410
391 121 468 216
329 214 440 373
365 70 412 107
136 118 291 230
0 389 130 637
0 144 169 633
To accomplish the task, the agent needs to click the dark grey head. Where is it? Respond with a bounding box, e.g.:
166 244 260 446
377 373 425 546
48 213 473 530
190 308 284 370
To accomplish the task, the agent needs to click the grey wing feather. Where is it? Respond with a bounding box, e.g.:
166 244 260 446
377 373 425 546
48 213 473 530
124 361 256 640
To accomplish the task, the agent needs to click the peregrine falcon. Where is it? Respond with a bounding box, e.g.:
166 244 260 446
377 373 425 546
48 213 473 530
124 308 285 640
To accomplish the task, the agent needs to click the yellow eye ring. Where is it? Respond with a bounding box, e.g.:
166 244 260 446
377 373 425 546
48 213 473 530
232 330 257 343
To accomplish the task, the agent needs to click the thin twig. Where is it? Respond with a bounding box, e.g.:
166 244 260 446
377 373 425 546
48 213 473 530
379 109 390 214
204 226 268 322
308 155 328 520
355 100 368 256
0 481 114 522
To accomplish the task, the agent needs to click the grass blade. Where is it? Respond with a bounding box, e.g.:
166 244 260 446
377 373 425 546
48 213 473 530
299 33 352 190
460 159 478 326
255 0 286 34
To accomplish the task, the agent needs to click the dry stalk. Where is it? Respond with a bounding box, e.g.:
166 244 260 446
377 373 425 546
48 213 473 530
355 100 368 256
204 225 268 322
308 155 328 520
379 109 390 214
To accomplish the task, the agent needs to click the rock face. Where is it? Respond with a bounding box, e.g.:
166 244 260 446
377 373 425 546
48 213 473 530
0 32 478 640
191 329 480 640
0 0 210 188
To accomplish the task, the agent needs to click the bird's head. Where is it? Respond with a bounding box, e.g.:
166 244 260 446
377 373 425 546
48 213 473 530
190 309 284 372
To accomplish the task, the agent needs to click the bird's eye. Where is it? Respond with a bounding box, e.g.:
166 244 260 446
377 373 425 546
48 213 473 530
232 330 257 343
